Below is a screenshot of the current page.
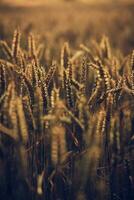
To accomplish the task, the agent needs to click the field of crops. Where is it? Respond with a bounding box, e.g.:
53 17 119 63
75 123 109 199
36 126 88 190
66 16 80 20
0 2 134 200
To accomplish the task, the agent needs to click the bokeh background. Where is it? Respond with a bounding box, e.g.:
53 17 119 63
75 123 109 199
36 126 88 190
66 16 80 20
0 0 134 55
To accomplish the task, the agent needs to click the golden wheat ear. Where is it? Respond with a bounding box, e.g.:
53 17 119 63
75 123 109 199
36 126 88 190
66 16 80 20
80 56 88 95
45 61 57 87
67 60 73 81
33 86 44 134
63 69 74 109
61 42 70 69
32 62 39 86
41 79 50 111
6 81 19 141
6 82 29 143
16 50 26 70
95 59 111 93
12 28 21 61
51 125 67 166
50 86 60 109
16 96 29 144
130 50 134 92
28 33 39 67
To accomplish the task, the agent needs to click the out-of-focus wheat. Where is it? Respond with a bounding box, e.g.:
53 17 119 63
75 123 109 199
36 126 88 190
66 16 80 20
0 32 134 200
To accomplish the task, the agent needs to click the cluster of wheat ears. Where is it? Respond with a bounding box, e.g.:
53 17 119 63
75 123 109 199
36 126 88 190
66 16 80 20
0 29 134 200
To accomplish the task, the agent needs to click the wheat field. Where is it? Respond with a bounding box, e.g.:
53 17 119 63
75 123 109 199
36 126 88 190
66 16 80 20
0 2 134 200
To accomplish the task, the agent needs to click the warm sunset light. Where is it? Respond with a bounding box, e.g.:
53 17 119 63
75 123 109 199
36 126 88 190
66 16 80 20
0 0 134 200
2 0 134 6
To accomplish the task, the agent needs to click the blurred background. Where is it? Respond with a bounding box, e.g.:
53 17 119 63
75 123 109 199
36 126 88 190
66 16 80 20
0 0 134 54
